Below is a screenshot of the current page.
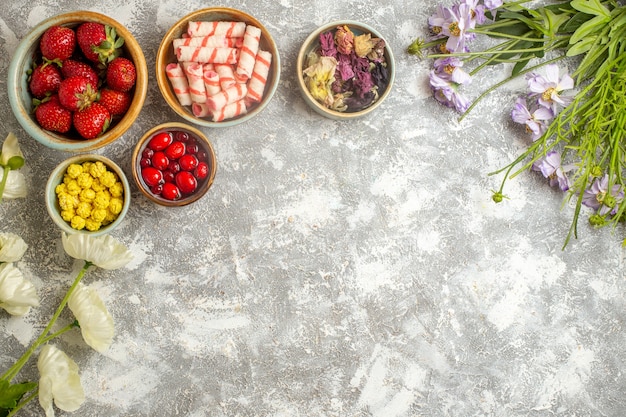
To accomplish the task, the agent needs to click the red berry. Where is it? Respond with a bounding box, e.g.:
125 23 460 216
29 63 62 99
73 102 111 139
34 95 72 133
141 167 163 187
151 183 164 195
40 26 76 61
168 161 181 174
164 141 185 160
174 131 189 142
176 171 197 194
142 148 154 159
185 142 199 155
163 171 175 183
151 151 169 171
197 149 209 162
194 162 209 180
99 88 131 116
76 22 120 64
139 158 151 168
148 132 172 151
58 75 98 111
179 154 198 171
161 182 181 200
60 59 99 87
106 57 136 92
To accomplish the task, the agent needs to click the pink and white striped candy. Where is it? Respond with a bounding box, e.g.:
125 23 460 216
207 83 248 111
203 69 221 96
214 64 236 90
245 50 272 103
173 35 244 50
235 25 261 83
182 62 207 103
210 99 247 122
187 21 247 38
166 63 192 106
176 46 239 64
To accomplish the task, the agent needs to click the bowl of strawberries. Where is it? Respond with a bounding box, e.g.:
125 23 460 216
7 11 148 152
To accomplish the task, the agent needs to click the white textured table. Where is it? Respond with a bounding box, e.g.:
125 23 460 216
1 1 625 416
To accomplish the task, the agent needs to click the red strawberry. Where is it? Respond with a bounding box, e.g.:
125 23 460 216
98 88 131 116
58 75 98 111
106 57 136 92
73 102 111 139
76 22 123 64
40 26 76 61
61 59 100 87
29 62 62 98
34 95 72 133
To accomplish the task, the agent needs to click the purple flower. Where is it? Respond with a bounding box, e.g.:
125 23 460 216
483 0 503 10
428 5 453 38
526 64 574 113
582 174 624 215
430 70 470 113
433 57 472 84
461 0 487 24
319 32 337 58
511 97 553 140
442 3 475 53
531 151 571 191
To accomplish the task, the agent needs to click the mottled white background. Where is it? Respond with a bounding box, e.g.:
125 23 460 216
1 0 625 416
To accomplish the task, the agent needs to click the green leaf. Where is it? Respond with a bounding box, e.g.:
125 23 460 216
570 0 610 18
569 14 610 44
541 8 570 35
567 35 597 55
0 379 37 409
561 11 595 32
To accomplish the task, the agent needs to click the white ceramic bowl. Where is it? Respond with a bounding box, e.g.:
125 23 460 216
46 154 130 236
296 21 395 120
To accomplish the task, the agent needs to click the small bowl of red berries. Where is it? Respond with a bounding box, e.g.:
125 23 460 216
7 10 148 153
132 122 217 206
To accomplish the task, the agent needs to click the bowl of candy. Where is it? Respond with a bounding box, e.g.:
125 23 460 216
132 122 217 206
296 21 395 120
156 7 281 127
46 154 131 236
7 11 148 152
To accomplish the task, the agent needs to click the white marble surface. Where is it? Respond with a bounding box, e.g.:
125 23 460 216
1 0 625 416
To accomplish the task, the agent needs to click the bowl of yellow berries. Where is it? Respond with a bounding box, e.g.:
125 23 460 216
46 154 130 236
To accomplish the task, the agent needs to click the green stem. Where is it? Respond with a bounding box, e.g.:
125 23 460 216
0 165 10 204
1 261 92 382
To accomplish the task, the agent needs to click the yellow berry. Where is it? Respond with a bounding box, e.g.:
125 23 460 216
66 180 81 196
76 201 92 219
109 181 124 198
91 208 107 223
76 172 94 189
108 197 124 215
79 188 96 202
89 161 107 178
70 216 86 230
60 209 75 222
66 163 83 179
100 171 117 188
84 219 101 231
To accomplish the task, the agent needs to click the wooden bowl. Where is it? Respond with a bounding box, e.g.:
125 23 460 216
7 11 148 152
296 21 395 120
132 122 217 206
156 7 280 127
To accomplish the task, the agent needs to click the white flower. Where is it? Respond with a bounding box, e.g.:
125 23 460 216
68 283 114 352
61 232 133 270
0 169 27 199
0 132 24 168
0 232 28 263
37 344 85 417
0 262 39 316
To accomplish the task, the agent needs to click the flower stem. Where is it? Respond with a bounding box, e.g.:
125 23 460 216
0 165 10 204
0 260 92 383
